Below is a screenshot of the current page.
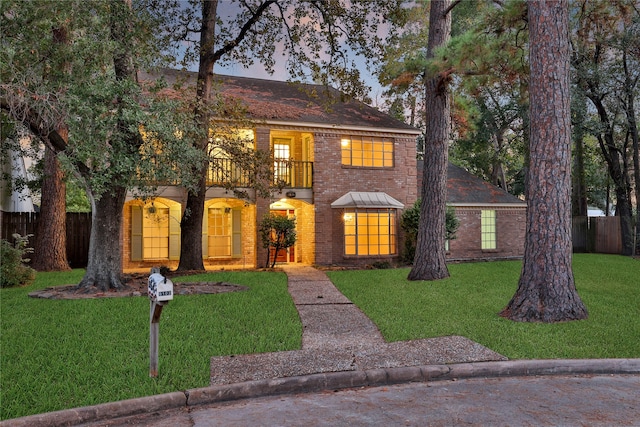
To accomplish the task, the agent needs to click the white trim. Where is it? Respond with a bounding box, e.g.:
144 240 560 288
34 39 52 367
227 118 422 136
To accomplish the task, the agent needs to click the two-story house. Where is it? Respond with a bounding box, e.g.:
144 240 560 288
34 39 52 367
122 69 421 271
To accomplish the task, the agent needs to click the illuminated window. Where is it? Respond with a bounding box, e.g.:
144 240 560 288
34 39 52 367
343 209 397 256
208 206 232 258
272 138 291 184
143 203 169 259
341 136 393 168
481 210 496 250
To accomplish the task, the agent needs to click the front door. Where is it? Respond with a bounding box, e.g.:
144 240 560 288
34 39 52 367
270 209 295 263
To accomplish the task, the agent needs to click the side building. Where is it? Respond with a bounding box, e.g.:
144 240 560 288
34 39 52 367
418 161 527 261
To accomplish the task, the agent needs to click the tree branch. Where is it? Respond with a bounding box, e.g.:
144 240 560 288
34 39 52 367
443 0 462 17
210 0 279 64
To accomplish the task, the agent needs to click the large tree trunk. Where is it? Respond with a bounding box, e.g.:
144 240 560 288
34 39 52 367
31 144 70 271
408 0 451 282
622 51 639 255
500 0 587 323
31 23 70 271
571 90 588 217
77 188 127 290
178 173 207 271
177 0 219 272
77 0 139 290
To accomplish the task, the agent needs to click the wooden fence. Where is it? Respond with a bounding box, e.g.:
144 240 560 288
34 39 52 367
572 216 622 254
1 211 92 268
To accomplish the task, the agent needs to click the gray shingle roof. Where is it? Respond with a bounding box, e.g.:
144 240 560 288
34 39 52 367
446 163 525 205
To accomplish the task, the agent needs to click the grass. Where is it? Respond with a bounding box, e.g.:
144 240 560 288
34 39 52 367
1 254 638 420
327 254 640 360
0 270 301 420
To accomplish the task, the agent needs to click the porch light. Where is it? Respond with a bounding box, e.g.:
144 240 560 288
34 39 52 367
343 213 354 222
341 138 350 147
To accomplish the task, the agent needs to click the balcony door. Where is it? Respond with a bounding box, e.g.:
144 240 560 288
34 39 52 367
273 138 291 185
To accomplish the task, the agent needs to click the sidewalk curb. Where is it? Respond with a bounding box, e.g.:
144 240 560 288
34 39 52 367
3 359 639 427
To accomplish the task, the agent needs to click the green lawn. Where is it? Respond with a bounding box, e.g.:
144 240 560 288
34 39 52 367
327 254 640 360
1 254 638 420
0 270 301 420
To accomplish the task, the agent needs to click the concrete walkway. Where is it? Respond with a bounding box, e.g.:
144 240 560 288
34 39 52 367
208 265 505 385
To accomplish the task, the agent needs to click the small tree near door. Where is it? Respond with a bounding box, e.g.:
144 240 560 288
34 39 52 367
259 213 296 268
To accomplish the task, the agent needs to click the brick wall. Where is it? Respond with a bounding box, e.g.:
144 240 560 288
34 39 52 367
447 207 525 261
313 131 418 266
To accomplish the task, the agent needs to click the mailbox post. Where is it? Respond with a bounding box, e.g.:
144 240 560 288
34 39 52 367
148 268 173 378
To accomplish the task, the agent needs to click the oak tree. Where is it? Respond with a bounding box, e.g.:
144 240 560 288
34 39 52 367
2 1 201 290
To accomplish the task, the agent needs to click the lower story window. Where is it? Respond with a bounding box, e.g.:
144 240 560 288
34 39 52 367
143 205 169 259
208 206 232 258
131 201 181 261
481 209 497 250
343 208 397 256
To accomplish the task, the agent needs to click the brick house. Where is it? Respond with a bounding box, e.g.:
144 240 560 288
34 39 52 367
418 161 527 261
122 69 421 271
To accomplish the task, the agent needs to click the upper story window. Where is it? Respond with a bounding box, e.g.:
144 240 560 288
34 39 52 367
341 136 394 168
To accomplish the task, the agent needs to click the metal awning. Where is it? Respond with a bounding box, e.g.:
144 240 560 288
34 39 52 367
330 192 404 209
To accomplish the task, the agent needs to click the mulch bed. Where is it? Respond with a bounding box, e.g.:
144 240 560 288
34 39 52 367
28 272 248 300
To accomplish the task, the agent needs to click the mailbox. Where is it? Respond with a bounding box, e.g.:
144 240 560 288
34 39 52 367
148 272 174 302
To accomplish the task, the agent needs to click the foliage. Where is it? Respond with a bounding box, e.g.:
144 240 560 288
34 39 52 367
147 0 403 103
0 234 35 288
65 175 91 212
0 270 300 419
1 1 204 200
400 200 459 264
328 254 640 358
570 0 639 255
259 213 297 268
1 0 207 288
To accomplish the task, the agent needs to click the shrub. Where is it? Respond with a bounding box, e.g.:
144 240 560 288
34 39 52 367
258 213 297 268
0 234 36 288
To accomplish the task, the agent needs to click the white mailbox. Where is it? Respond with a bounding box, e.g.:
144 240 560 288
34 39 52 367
148 272 174 302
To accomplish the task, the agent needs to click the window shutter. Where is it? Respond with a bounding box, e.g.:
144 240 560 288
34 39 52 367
169 204 181 260
131 205 142 261
232 208 242 258
202 208 209 258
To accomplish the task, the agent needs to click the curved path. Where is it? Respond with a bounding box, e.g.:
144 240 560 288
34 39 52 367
208 265 505 385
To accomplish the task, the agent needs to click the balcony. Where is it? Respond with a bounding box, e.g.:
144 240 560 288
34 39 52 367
208 157 313 189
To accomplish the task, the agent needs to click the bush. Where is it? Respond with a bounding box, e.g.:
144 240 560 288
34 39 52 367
0 234 36 288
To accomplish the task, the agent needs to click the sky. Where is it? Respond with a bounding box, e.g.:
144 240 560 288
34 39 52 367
208 1 389 108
